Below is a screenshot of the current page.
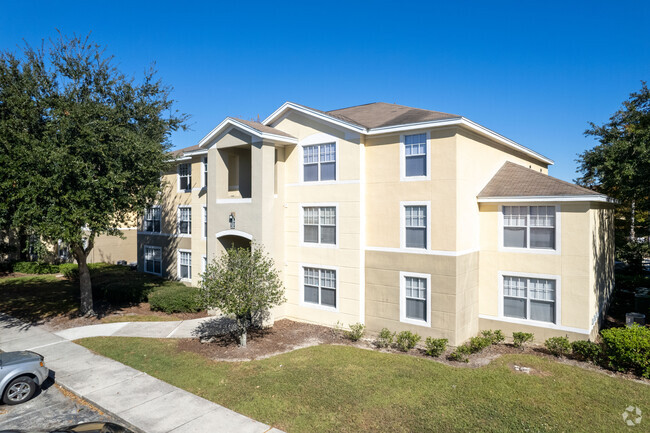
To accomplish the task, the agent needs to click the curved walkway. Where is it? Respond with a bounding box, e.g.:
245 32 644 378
53 316 218 341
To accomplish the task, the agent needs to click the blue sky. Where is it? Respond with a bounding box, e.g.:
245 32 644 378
2 1 648 182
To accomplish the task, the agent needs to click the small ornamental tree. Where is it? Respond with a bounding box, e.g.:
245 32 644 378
200 244 286 347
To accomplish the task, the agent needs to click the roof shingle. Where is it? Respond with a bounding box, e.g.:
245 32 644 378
478 162 603 198
326 102 460 129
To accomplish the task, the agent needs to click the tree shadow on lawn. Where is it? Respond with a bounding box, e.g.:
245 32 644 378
0 266 171 329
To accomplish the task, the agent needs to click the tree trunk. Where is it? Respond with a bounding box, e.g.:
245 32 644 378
236 315 247 347
73 245 94 316
630 200 636 240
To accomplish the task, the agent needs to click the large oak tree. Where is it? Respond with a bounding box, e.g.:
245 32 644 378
0 34 187 314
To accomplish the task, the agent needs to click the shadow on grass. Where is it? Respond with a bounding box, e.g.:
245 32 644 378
0 265 184 329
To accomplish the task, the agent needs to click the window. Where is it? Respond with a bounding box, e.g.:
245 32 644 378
303 206 336 245
202 157 208 188
58 241 69 260
201 255 207 273
202 206 207 239
404 133 427 177
400 272 431 326
179 250 191 280
144 207 161 233
303 143 336 182
178 207 191 235
503 275 556 323
144 246 162 275
405 205 427 249
178 163 191 191
303 267 336 308
503 206 556 250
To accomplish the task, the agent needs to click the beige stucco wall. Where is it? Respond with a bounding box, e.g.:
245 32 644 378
478 201 612 341
89 230 138 264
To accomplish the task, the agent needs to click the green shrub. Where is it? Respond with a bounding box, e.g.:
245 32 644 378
468 336 492 354
59 263 78 279
424 337 447 357
512 332 534 348
345 323 366 341
12 261 59 274
148 284 202 313
601 324 650 378
395 330 421 352
481 329 505 345
571 340 604 363
448 345 472 363
544 336 571 357
375 328 395 348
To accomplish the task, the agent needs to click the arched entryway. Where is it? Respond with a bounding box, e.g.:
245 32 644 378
215 230 252 251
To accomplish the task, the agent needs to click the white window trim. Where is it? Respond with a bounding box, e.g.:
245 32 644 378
299 202 339 248
497 270 561 327
400 131 431 182
177 249 192 282
177 163 191 193
202 205 207 240
143 205 162 233
498 204 561 255
201 157 208 189
399 271 432 327
143 245 162 276
299 263 339 313
400 201 431 251
177 205 192 237
201 254 207 273
299 133 339 184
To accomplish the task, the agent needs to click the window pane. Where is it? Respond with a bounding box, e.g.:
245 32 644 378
530 300 555 323
530 227 555 249
320 207 336 225
154 261 161 274
304 268 319 286
321 270 336 288
304 225 318 243
304 164 318 182
320 162 336 181
321 288 336 307
503 206 527 227
504 297 526 319
529 279 555 301
304 145 318 164
304 285 319 304
406 298 426 321
405 155 426 177
504 276 526 298
406 227 426 248
504 227 526 248
320 143 336 162
180 264 189 279
320 226 335 244
180 176 189 190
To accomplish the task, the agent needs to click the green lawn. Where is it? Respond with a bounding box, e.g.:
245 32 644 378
0 265 188 324
76 338 650 433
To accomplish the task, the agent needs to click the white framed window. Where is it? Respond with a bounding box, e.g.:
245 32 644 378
303 142 336 182
500 272 558 324
201 255 207 273
400 201 430 250
301 205 337 246
202 157 208 188
178 163 191 191
501 205 558 251
400 271 431 326
178 250 191 281
178 206 191 235
300 265 338 311
202 205 207 239
144 245 162 276
400 132 430 181
143 206 161 233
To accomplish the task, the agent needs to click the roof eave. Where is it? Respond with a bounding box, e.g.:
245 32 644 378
477 195 612 203
262 102 367 134
199 117 298 148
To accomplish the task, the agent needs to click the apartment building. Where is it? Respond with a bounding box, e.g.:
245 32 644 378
138 102 614 345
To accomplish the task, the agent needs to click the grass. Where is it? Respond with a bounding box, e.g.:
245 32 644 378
100 315 180 323
0 264 190 324
76 338 650 433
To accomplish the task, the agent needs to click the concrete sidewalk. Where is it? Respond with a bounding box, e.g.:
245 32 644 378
53 317 216 340
0 314 282 433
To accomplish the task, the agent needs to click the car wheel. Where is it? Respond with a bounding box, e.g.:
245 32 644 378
2 376 37 405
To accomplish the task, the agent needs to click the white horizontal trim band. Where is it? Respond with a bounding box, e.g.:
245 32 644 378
215 229 253 240
285 180 360 187
365 246 479 257
216 198 252 204
478 314 590 335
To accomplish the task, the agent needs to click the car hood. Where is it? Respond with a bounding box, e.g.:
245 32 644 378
0 351 42 367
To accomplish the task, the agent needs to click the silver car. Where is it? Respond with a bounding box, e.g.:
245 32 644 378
0 351 49 405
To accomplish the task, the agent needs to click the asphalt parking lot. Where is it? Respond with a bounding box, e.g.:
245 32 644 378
0 377 118 432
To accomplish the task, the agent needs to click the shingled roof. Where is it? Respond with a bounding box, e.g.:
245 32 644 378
325 102 460 129
170 144 202 158
231 118 296 138
478 162 606 199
